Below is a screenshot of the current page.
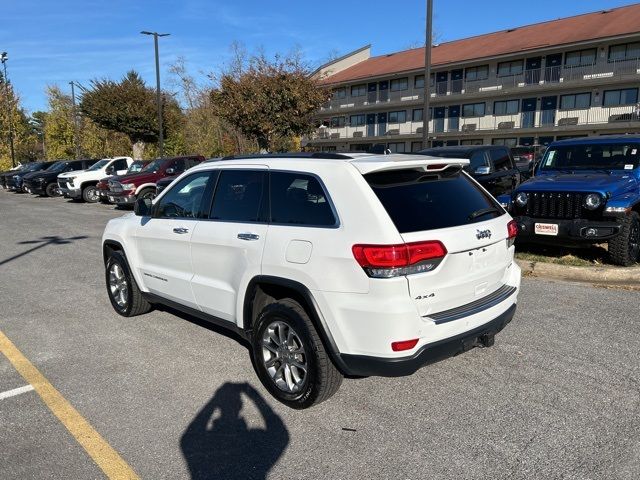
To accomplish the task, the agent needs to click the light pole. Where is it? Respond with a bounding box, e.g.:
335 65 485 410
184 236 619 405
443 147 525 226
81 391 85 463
69 81 80 159
1 52 16 167
141 31 170 158
422 0 433 149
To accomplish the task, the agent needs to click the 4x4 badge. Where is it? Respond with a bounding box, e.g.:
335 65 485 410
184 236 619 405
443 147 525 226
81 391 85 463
476 229 492 240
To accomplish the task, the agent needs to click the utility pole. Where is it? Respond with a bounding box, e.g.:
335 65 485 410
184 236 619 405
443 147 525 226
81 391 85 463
422 0 433 149
141 31 170 158
69 81 80 159
1 52 16 167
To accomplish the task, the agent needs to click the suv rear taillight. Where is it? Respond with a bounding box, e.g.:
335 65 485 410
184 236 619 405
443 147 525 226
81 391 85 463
352 241 447 278
507 220 518 248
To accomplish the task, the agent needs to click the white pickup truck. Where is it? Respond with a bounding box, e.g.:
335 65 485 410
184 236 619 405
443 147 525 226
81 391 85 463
58 157 133 202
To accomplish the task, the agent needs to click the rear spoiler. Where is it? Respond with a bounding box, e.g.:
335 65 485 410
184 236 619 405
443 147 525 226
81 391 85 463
350 155 469 175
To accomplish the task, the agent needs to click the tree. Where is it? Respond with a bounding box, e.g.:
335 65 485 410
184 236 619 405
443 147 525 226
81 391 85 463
43 86 74 159
0 72 37 169
210 47 331 152
80 71 179 159
168 57 253 157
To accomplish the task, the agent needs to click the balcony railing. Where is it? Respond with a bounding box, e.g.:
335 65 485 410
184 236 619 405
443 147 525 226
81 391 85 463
320 59 640 111
309 105 640 141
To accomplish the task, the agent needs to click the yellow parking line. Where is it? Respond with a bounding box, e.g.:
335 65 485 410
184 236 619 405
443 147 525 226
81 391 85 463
0 330 140 480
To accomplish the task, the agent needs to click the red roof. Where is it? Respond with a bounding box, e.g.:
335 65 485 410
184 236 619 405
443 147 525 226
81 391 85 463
322 4 640 84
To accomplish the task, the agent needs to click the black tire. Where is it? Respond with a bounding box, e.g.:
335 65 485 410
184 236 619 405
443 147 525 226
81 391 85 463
105 251 152 317
82 184 100 203
250 298 342 409
609 211 640 266
45 183 59 197
138 188 156 201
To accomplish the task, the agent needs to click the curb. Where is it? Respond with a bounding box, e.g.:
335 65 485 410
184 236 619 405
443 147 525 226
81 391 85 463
515 259 640 285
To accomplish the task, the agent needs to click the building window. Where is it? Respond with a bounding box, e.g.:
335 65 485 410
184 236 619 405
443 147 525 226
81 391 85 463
460 139 484 146
492 138 518 147
493 100 519 115
334 88 346 99
387 142 406 153
390 78 409 91
321 146 337 152
388 111 407 123
608 42 640 62
564 49 597 67
350 84 366 97
462 103 486 117
412 108 423 122
497 60 524 77
603 88 639 107
465 65 489 81
560 93 591 110
411 141 423 152
330 116 345 128
415 74 436 89
350 114 366 126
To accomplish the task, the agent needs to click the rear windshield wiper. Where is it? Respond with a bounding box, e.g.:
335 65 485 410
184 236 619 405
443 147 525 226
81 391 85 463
468 207 500 220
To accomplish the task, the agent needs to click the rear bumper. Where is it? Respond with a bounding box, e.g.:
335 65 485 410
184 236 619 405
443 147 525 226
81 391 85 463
337 303 516 377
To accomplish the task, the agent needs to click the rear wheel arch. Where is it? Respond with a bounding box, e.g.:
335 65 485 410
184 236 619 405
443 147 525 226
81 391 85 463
243 276 347 371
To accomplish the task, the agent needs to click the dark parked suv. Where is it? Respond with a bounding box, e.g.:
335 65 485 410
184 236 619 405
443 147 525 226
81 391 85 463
421 145 522 198
5 162 54 192
23 159 96 197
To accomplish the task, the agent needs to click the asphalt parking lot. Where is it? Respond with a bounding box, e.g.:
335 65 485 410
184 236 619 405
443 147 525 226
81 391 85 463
1 190 639 480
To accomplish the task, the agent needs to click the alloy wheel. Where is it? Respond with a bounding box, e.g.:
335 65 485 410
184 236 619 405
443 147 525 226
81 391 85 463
108 263 129 309
261 320 308 394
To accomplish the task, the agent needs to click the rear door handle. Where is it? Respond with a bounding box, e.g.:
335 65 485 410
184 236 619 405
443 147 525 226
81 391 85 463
237 233 260 241
173 227 189 234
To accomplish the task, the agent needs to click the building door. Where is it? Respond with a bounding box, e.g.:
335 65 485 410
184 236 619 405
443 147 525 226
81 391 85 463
525 57 541 84
521 98 537 128
377 112 387 136
435 71 448 95
448 105 460 132
451 69 463 93
378 80 388 102
434 107 445 133
540 96 557 126
545 54 562 83
366 113 376 137
367 82 377 104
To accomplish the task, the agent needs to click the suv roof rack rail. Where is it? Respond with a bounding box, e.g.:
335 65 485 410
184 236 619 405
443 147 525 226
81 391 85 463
221 152 355 160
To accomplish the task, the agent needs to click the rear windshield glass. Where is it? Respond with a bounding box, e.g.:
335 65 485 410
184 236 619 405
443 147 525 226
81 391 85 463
365 168 503 233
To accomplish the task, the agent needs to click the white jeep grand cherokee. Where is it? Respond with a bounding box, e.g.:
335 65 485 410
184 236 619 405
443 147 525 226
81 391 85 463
102 153 521 408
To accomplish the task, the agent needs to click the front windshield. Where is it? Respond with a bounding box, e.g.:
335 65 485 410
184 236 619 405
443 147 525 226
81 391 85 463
45 161 62 170
541 143 640 171
128 161 146 173
87 159 110 171
49 162 68 173
141 159 163 173
24 162 44 172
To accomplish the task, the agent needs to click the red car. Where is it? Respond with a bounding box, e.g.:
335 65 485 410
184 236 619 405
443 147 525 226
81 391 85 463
106 156 204 205
97 160 150 203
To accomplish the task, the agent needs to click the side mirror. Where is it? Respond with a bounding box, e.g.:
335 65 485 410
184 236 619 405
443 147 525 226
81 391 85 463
106 166 114 175
474 166 491 175
165 167 175 175
134 197 153 217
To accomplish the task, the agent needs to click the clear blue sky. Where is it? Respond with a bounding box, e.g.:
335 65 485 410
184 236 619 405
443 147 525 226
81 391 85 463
0 0 634 112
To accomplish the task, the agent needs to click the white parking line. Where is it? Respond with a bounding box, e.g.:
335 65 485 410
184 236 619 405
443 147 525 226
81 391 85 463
0 384 35 401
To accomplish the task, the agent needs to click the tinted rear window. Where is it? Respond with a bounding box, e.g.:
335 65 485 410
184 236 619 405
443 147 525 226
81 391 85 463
270 172 336 226
365 168 503 233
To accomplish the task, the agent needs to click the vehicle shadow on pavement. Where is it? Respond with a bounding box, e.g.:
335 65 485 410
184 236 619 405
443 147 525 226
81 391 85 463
0 235 88 268
180 382 289 480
